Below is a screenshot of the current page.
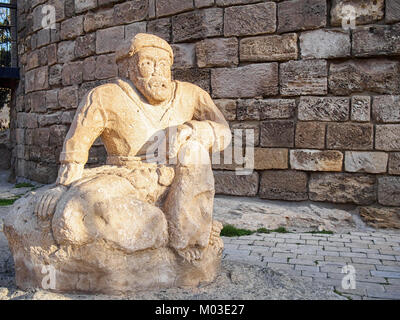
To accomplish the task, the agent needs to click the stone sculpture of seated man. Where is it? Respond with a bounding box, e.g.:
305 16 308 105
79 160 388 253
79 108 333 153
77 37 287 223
4 33 232 294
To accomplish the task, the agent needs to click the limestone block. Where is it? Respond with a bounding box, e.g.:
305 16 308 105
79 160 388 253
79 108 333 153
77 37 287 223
46 89 59 111
214 171 258 196
260 170 308 201
38 113 62 127
224 2 276 37
240 34 298 62
252 148 288 170
309 173 376 205
375 125 400 151
96 26 125 54
171 44 196 69
60 16 84 40
113 0 148 25
280 60 327 96
75 0 97 13
386 0 400 23
156 0 193 17
195 0 214 8
84 9 114 33
378 176 400 206
214 99 236 121
327 123 373 150
75 33 96 58
95 54 118 80
295 122 325 149
57 41 75 63
125 22 147 41
211 63 278 98
49 64 63 86
216 0 259 5
372 96 400 123
196 38 238 68
345 151 388 174
25 66 49 93
298 96 349 121
237 99 295 121
147 18 172 42
331 0 384 26
260 120 294 148
278 0 326 33
47 44 58 66
231 122 260 147
172 8 223 42
300 29 351 59
359 206 400 229
353 24 400 57
62 62 83 86
173 69 210 93
329 59 400 95
290 150 343 172
28 91 46 113
59 86 78 109
351 96 370 122
389 153 400 175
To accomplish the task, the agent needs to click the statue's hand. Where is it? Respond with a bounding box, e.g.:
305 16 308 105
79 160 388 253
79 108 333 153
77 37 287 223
167 124 193 160
34 185 67 220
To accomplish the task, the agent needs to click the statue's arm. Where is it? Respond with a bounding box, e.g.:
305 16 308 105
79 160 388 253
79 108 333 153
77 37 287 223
56 89 108 186
186 88 232 153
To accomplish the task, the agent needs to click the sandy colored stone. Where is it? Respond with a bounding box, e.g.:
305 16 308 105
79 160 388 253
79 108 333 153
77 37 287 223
196 38 238 68
389 153 400 175
290 150 343 172
5 34 232 294
280 60 327 96
345 152 388 174
125 22 147 41
329 59 400 95
173 68 210 93
351 96 370 122
260 120 294 148
156 0 193 17
300 29 351 59
295 122 325 149
353 24 400 57
237 99 295 121
278 0 326 33
212 63 278 98
240 34 298 62
378 176 400 206
260 170 308 201
224 2 276 37
195 0 215 8
372 96 400 123
386 0 400 23
147 18 171 42
214 99 236 121
327 123 373 150
171 43 196 69
298 97 349 122
84 8 114 33
359 206 400 229
331 0 384 26
309 173 376 205
375 125 400 151
113 0 148 25
252 148 288 170
214 171 258 196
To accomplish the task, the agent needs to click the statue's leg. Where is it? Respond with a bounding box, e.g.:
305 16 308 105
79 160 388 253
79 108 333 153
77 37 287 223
52 171 168 253
163 141 216 261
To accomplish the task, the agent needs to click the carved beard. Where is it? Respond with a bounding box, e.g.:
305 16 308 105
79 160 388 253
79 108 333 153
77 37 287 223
135 76 172 105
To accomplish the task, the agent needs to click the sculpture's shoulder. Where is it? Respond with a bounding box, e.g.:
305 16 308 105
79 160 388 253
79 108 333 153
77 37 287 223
88 81 127 97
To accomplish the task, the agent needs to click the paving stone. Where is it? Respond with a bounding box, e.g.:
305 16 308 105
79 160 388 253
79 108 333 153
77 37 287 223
290 259 317 266
278 0 327 33
294 264 319 272
340 252 367 258
302 271 327 278
352 258 382 265
367 254 396 261
267 263 295 271
224 2 276 37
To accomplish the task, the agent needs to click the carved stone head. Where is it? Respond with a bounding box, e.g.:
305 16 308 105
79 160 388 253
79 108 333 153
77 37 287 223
116 33 174 105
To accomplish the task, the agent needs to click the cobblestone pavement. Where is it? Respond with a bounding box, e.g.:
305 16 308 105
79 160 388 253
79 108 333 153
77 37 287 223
222 231 400 300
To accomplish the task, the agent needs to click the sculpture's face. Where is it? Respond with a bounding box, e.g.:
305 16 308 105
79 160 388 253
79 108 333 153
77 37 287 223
130 47 173 105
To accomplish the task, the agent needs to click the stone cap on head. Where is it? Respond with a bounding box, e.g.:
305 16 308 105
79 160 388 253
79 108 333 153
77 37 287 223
115 33 174 65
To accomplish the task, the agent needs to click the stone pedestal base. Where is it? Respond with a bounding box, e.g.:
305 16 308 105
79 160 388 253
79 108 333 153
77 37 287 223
3 188 222 295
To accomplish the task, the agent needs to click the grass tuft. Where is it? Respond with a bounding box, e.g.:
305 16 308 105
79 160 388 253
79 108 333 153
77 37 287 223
306 230 334 235
15 182 35 189
220 225 254 237
0 197 19 206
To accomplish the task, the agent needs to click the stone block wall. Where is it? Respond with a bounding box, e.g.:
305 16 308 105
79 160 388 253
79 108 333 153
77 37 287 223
9 0 400 214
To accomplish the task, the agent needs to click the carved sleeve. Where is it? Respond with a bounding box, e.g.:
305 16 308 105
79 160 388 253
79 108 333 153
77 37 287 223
56 88 108 186
186 88 232 153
